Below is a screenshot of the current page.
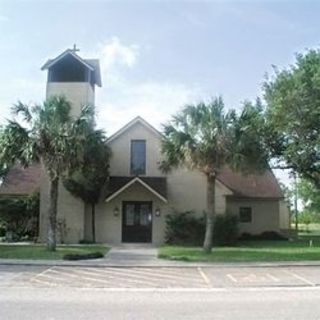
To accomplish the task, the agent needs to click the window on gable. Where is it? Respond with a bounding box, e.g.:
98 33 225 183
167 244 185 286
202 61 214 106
239 207 252 223
130 140 146 175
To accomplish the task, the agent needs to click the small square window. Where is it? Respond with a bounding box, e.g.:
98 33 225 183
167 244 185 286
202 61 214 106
239 207 252 223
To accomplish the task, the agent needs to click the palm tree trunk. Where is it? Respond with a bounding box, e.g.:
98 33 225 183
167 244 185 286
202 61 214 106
91 203 96 243
47 177 59 251
203 174 216 253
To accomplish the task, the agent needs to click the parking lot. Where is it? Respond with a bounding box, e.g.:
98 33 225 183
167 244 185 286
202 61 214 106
1 265 320 289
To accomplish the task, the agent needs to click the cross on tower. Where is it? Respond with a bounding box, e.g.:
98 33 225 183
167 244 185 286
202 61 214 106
72 44 80 52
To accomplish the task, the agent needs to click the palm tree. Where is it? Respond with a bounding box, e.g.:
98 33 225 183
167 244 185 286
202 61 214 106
0 126 10 180
63 129 111 243
0 96 94 251
161 97 268 252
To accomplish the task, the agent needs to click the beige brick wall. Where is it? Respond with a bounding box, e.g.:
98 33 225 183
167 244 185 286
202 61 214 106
108 121 165 177
226 198 281 235
39 167 85 244
46 82 95 117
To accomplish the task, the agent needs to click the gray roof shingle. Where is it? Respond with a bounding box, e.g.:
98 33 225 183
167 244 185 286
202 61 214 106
218 166 283 199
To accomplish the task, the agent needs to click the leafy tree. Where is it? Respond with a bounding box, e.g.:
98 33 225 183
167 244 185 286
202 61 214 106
160 97 269 252
297 179 320 216
299 210 317 232
63 129 111 243
263 49 320 187
0 96 93 251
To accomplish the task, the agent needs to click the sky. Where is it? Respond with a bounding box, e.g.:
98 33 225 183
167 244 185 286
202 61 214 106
0 0 319 186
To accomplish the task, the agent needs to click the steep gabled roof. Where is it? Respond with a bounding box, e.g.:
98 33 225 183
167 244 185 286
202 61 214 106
107 116 162 144
217 166 284 199
41 49 102 87
0 164 41 196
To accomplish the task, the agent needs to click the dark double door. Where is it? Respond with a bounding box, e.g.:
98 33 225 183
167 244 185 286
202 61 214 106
122 201 152 243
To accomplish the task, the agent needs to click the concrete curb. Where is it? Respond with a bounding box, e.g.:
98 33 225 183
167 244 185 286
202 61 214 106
1 259 320 268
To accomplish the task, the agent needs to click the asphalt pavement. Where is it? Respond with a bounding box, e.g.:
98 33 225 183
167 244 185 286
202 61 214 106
1 286 320 320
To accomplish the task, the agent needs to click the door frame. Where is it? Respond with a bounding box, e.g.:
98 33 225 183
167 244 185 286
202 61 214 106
121 201 153 243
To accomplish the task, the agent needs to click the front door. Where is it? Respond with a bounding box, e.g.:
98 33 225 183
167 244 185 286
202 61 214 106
122 201 152 243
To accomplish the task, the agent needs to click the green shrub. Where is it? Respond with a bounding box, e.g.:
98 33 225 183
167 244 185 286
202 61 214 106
165 211 239 246
239 231 288 241
0 193 39 241
79 239 96 244
165 211 205 245
213 214 239 246
63 252 104 260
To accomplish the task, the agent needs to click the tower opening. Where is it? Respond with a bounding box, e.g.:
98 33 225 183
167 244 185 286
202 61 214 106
48 55 89 83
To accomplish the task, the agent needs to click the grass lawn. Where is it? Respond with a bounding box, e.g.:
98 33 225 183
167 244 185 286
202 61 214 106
0 244 110 260
158 240 320 263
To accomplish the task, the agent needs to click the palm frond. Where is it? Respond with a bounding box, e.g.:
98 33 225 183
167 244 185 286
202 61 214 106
0 120 35 166
161 97 269 176
11 102 32 122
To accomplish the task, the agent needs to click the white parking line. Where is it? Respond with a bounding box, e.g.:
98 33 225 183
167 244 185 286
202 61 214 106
31 277 60 287
30 267 68 283
47 267 206 288
90 268 185 285
96 267 203 284
197 267 211 287
266 273 280 282
30 267 53 282
227 274 238 283
71 268 158 286
283 270 316 286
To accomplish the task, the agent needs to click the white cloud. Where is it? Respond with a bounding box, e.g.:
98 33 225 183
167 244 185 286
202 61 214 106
91 37 206 134
95 80 204 134
98 37 139 75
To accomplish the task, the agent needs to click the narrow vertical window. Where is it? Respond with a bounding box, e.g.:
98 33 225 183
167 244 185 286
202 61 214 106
131 140 146 175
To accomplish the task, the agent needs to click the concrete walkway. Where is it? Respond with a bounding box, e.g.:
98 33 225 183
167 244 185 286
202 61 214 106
104 244 159 265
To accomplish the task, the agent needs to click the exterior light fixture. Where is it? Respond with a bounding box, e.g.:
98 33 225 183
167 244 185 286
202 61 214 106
155 208 161 217
113 207 119 217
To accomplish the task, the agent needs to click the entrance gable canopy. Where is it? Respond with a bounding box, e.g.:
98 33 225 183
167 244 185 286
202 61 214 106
105 176 167 203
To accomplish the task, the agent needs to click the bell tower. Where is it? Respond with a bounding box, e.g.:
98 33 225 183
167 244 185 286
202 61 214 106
39 47 102 244
41 46 101 116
